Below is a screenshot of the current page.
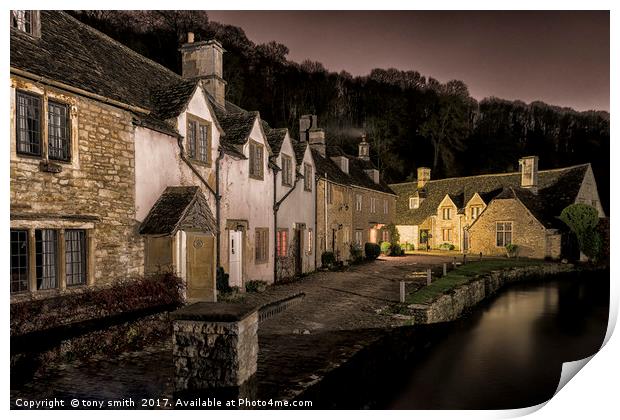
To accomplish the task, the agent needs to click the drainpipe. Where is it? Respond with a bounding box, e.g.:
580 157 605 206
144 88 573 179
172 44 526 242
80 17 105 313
273 165 302 282
177 137 224 267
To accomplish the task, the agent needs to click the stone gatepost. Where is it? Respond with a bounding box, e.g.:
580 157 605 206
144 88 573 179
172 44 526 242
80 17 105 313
171 302 258 392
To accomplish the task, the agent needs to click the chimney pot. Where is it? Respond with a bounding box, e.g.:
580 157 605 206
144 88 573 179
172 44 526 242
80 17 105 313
417 167 431 190
187 32 194 43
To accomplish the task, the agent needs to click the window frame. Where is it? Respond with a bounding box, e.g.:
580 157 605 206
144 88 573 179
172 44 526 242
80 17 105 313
10 229 30 294
304 163 313 192
327 183 333 205
442 228 453 242
65 229 88 287
47 100 72 162
249 140 265 180
356 194 362 212
15 90 42 158
471 206 481 220
255 227 269 264
35 229 59 290
186 114 212 166
496 221 513 247
383 199 389 214
370 197 376 213
355 230 363 247
442 207 452 220
409 196 419 209
281 154 293 187
276 228 289 257
307 228 314 254
10 10 37 36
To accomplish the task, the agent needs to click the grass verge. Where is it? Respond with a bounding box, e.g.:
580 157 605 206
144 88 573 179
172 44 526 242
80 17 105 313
406 259 545 305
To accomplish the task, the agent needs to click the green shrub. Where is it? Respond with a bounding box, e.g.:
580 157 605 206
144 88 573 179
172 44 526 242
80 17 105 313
349 244 364 263
402 242 415 251
559 204 602 260
321 251 337 268
439 242 455 251
365 243 381 260
505 243 519 257
385 223 400 245
380 241 391 254
216 267 231 293
388 243 404 256
245 280 267 293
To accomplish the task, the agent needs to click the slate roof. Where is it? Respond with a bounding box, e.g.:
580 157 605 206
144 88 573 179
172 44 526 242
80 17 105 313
390 164 590 227
11 11 181 113
261 122 288 156
139 186 217 235
292 139 308 164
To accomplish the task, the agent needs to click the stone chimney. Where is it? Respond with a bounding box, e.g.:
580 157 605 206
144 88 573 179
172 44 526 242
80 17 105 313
519 156 539 193
358 133 370 161
180 37 227 106
365 169 380 184
417 167 431 190
308 128 326 158
299 114 316 142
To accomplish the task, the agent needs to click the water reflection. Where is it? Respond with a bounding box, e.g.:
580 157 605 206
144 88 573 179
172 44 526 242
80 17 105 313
388 274 609 409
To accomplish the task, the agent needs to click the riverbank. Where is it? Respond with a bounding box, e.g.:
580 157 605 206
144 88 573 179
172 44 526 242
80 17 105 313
396 260 577 324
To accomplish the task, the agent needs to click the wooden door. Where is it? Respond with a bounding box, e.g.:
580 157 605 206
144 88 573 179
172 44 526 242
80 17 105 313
294 228 303 276
186 232 216 302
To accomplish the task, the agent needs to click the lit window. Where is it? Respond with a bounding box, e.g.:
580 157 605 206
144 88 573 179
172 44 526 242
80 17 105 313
277 229 288 257
307 229 314 254
471 206 481 220
355 230 363 247
496 222 513 247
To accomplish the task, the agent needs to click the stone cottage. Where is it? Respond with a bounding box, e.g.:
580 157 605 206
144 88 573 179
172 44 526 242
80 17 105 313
263 121 317 281
9 11 310 301
305 116 397 264
390 156 605 259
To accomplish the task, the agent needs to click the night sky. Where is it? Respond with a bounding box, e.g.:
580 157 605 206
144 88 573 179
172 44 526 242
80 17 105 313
208 11 609 112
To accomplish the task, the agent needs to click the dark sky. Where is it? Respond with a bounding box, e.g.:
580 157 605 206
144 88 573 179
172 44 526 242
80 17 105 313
208 11 609 112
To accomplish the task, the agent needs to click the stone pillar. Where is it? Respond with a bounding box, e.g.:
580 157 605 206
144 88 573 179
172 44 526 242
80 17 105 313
171 303 258 391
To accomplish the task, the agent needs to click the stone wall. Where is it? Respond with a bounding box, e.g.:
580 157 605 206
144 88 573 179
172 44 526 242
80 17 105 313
172 303 258 390
316 179 353 263
352 186 396 247
468 198 548 258
410 264 575 324
10 77 143 296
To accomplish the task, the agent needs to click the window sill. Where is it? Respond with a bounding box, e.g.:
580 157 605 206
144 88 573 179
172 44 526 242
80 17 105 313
249 175 265 181
187 158 212 168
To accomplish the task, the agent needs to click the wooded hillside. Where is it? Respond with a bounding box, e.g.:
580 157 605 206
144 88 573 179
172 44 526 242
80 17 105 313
69 11 609 211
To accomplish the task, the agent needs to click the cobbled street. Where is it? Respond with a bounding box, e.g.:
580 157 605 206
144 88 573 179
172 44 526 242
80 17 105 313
12 255 458 407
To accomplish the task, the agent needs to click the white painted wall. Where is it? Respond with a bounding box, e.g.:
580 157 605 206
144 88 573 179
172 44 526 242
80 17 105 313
275 134 316 274
219 118 275 284
134 87 220 223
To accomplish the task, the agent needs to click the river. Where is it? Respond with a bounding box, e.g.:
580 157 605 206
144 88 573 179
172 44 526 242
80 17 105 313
303 271 609 409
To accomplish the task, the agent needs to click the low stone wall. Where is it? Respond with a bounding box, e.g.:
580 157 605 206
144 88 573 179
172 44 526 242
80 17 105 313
171 303 259 391
409 264 575 324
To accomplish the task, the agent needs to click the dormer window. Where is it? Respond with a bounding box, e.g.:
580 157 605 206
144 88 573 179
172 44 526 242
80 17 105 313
409 196 420 209
186 115 211 165
10 11 39 37
249 140 264 180
281 154 293 187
